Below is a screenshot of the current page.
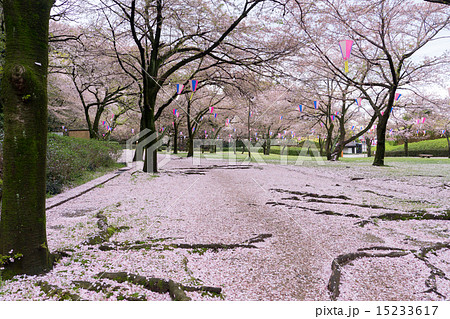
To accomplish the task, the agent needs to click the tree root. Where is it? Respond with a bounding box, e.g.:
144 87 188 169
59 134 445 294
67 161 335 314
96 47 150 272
306 198 388 210
72 280 112 293
267 197 448 225
328 242 450 300
37 281 83 301
362 190 394 198
327 249 409 300
243 234 272 244
271 188 351 200
415 242 450 298
82 211 129 245
377 211 450 221
95 271 222 301
99 234 272 252
99 241 257 252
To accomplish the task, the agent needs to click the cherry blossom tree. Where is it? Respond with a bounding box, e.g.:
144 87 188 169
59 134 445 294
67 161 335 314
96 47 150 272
94 0 294 172
295 0 450 165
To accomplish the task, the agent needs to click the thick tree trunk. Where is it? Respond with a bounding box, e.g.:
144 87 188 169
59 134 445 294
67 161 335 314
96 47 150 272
91 104 104 139
404 139 409 157
0 0 53 279
82 107 94 138
141 58 158 173
325 127 334 161
187 138 194 157
263 138 271 155
330 118 344 161
373 97 395 166
331 123 345 161
373 115 388 166
365 137 372 157
141 96 157 173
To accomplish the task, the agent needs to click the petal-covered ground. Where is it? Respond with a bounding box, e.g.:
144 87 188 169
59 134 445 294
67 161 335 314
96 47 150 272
1 155 449 301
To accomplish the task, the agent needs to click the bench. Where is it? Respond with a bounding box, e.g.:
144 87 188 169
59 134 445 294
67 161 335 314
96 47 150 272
419 154 433 158
200 145 217 153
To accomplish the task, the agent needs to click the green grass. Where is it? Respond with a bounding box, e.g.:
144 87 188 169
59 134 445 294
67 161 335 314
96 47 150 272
68 162 125 188
170 150 450 167
340 156 450 165
379 138 449 157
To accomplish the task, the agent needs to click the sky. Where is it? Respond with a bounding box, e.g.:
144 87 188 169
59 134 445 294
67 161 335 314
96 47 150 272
414 30 450 97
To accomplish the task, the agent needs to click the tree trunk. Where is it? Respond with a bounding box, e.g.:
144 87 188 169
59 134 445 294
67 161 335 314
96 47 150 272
404 139 409 157
318 137 324 156
173 123 178 154
373 98 394 166
187 137 194 157
446 134 450 158
365 137 372 157
373 115 388 166
0 0 53 279
141 57 158 173
264 138 271 155
186 99 194 158
325 127 334 161
331 120 345 161
141 104 157 173
91 103 105 139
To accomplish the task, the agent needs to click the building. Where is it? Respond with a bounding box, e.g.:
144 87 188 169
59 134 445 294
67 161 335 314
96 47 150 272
343 141 364 154
68 129 90 140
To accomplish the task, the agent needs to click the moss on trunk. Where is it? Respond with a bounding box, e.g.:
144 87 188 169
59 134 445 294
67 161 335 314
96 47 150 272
0 0 53 279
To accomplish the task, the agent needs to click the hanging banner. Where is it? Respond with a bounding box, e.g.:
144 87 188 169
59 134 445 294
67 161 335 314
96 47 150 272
339 40 354 73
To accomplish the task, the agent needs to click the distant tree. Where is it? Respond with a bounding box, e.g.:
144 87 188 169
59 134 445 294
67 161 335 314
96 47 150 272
297 0 450 165
97 0 293 172
50 28 134 139
0 0 53 279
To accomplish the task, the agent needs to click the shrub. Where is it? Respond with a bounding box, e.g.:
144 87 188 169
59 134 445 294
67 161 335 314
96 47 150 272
269 140 321 157
45 134 121 194
384 138 449 157
1 134 120 197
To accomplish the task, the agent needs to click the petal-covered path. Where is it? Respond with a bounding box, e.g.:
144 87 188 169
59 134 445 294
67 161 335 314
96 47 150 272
1 156 449 300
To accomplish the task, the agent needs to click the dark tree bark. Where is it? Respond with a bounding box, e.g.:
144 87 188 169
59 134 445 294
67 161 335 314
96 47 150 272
318 136 325 156
330 117 346 161
262 127 271 155
404 139 409 157
173 122 179 154
365 137 372 157
373 111 391 166
424 0 450 4
446 132 450 158
324 124 334 160
186 98 194 158
0 0 53 279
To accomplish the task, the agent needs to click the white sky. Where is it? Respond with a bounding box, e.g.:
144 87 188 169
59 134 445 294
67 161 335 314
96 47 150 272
414 30 450 97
